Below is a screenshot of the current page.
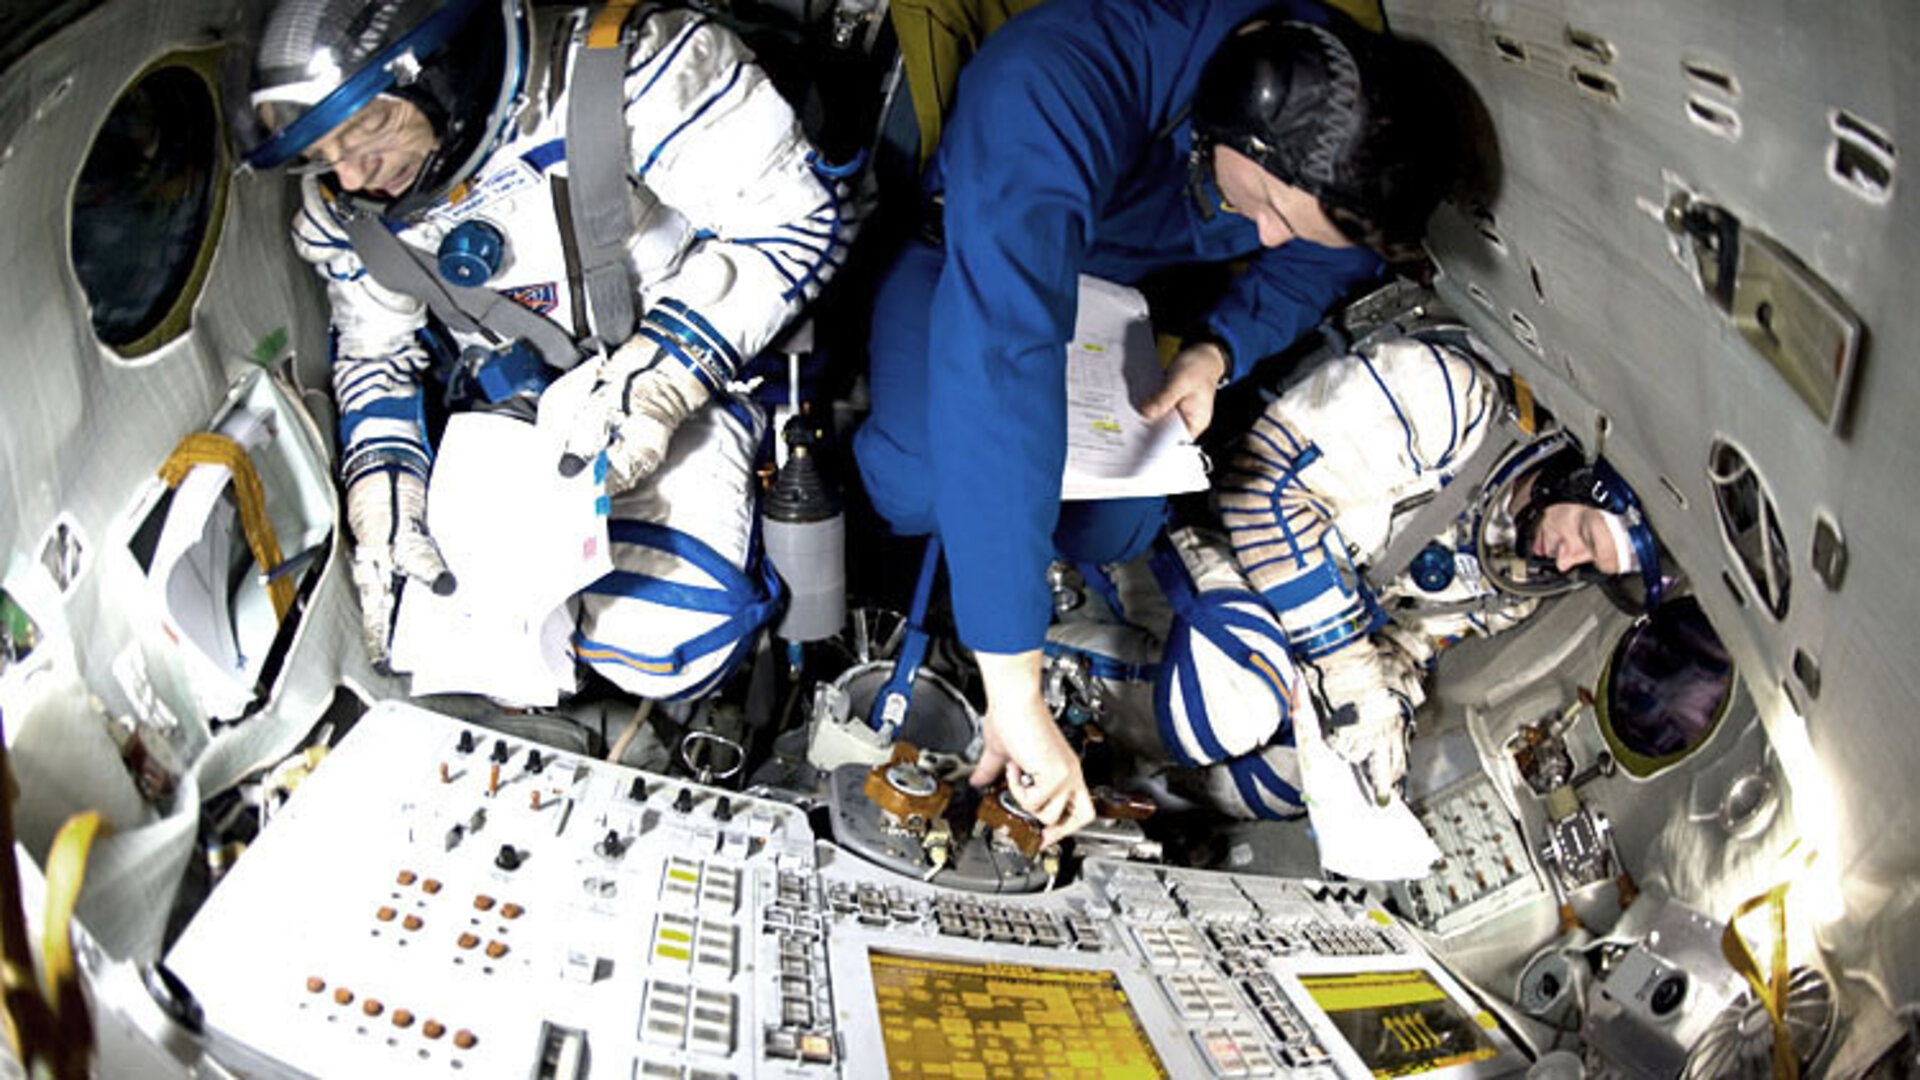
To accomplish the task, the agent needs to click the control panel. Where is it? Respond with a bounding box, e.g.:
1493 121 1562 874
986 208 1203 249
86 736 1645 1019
167 703 1529 1079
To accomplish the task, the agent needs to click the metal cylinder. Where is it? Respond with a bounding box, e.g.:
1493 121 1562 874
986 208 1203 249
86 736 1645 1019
764 446 846 641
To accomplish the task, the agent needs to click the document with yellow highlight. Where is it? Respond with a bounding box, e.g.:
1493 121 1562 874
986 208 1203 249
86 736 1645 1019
1063 276 1210 501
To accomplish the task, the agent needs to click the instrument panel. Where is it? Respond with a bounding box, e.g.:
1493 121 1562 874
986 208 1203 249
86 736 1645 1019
166 703 1529 1079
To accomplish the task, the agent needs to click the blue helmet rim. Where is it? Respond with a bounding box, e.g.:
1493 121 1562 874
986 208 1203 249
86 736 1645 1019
244 0 489 172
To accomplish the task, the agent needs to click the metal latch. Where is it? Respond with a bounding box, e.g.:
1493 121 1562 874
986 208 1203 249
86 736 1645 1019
1665 194 1864 430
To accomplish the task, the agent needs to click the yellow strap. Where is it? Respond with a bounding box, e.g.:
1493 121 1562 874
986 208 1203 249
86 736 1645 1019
588 0 639 49
1722 882 1798 1080
1512 373 1538 434
158 432 296 621
40 812 99 1017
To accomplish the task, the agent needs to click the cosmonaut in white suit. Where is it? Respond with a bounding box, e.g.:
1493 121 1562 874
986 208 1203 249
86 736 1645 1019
1203 332 1668 813
239 0 857 683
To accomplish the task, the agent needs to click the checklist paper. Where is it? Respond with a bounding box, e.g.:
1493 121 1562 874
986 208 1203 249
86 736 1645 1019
389 412 611 705
1062 276 1211 501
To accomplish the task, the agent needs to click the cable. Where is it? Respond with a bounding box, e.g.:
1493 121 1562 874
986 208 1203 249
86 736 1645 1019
607 697 654 765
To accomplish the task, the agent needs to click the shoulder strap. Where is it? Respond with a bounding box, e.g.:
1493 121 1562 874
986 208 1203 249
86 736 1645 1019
339 211 584 371
1364 425 1519 594
565 0 642 350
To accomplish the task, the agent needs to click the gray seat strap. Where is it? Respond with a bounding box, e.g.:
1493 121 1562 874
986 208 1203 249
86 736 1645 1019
565 1 641 350
1365 424 1521 593
340 212 584 371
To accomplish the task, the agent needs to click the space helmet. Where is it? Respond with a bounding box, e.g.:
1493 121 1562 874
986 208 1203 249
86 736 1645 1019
239 0 528 219
1473 431 1668 611
1187 12 1456 259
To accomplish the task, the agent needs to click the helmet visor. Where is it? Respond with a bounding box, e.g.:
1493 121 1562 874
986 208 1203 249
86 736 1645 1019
240 0 483 171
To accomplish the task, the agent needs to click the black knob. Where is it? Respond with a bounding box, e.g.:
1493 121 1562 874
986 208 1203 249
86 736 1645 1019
495 844 523 871
628 776 648 801
599 830 627 859
673 788 695 814
526 749 545 774
490 739 510 765
456 731 477 754
714 796 733 823
1650 973 1688 1016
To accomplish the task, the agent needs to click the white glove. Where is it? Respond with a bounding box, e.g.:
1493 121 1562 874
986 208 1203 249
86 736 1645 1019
554 339 711 495
1321 684 1413 806
345 468 454 667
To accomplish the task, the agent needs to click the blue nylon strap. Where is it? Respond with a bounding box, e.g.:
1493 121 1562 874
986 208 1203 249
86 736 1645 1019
575 524 781 697
868 537 941 733
1147 540 1290 766
246 0 488 170
1230 753 1305 820
1072 560 1126 622
601 519 750 591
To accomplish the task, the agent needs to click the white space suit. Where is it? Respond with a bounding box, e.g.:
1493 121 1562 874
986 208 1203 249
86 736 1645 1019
289 7 854 687
1202 335 1538 811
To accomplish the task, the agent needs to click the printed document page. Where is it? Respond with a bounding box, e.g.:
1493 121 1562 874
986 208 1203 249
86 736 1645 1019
389 412 610 705
1063 276 1210 500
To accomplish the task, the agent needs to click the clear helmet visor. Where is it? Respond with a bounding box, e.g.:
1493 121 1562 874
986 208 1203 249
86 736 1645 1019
1472 432 1668 609
237 0 526 219
1473 433 1590 598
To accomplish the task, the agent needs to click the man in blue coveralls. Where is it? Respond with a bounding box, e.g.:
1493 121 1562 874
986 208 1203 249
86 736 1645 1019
853 0 1459 844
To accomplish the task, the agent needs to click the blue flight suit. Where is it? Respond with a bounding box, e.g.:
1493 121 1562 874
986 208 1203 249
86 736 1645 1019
855 0 1383 654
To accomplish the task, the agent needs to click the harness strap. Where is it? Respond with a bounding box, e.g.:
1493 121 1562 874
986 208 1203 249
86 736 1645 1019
341 212 583 371
566 0 643 350
868 537 942 734
1365 425 1519 595
1148 539 1294 766
159 432 296 621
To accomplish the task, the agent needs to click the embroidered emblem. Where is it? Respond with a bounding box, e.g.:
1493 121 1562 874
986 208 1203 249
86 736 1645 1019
502 282 559 315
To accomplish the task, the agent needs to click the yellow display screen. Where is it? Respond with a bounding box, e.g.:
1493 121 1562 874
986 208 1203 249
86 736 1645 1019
1299 970 1501 1077
868 951 1168 1080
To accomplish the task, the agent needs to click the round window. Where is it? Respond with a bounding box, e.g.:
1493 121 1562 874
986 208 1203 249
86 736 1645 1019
70 60 227 357
1596 595 1736 778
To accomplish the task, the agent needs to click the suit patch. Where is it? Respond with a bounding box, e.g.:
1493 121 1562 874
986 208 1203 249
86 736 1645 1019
502 282 559 315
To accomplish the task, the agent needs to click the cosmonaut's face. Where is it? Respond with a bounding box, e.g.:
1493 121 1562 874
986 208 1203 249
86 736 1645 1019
1532 502 1625 574
291 93 439 198
1211 144 1352 249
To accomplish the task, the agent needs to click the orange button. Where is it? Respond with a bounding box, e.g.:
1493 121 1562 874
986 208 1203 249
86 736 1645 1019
375 906 397 923
422 879 443 895
458 932 480 950
485 940 508 959
423 1020 446 1039
362 999 384 1018
402 914 424 931
454 1029 478 1050
397 870 417 886
501 903 524 919
333 988 354 1006
473 895 495 912
392 1009 414 1028
305 976 326 994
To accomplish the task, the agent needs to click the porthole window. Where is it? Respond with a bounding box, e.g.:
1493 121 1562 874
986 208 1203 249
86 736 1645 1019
1596 596 1735 778
1708 438 1790 619
70 57 228 358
